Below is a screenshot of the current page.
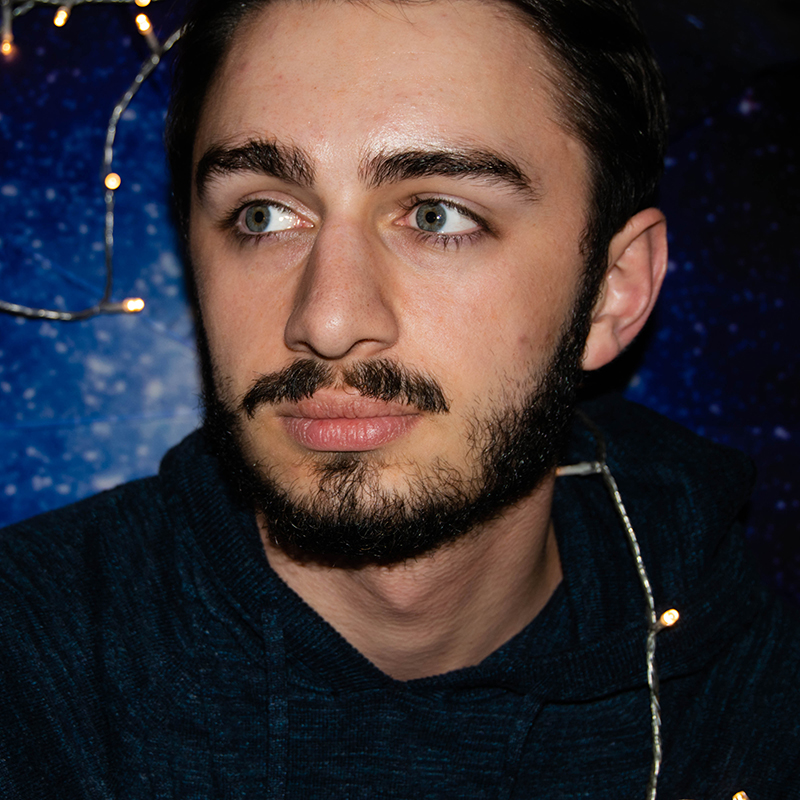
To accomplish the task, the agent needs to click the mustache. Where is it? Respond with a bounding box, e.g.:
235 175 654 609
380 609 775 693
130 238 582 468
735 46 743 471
241 358 449 418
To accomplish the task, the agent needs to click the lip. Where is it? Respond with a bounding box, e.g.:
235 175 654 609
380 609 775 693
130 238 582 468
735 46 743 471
278 392 421 452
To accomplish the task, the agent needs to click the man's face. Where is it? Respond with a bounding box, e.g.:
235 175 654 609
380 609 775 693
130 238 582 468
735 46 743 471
190 0 594 562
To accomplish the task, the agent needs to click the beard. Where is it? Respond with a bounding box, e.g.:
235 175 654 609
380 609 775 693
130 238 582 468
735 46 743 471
200 282 594 568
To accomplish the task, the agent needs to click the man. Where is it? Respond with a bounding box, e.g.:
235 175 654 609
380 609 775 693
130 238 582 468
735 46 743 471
1 0 798 797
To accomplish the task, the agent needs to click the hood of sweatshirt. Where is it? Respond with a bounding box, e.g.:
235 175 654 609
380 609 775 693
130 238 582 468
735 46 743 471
166 394 757 696
2 393 785 800
157 394 761 797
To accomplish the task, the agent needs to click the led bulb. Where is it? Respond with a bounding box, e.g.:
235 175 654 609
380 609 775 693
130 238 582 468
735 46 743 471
54 6 70 27
732 793 750 800
122 297 145 313
134 12 161 54
104 172 121 191
1 37 13 57
134 0 151 6
659 609 680 628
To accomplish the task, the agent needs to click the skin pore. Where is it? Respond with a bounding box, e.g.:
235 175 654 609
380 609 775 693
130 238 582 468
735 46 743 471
189 0 667 680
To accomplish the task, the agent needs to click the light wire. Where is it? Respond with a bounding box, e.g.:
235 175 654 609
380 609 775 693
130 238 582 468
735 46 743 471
0 1 181 322
556 411 669 800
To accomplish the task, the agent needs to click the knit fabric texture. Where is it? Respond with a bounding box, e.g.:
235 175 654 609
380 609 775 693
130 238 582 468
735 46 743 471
1 396 799 799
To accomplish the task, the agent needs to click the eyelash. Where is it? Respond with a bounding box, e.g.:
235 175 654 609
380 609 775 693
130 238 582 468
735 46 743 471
399 195 490 251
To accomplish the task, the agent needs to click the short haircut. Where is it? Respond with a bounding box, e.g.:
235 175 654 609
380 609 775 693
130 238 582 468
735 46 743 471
166 0 667 293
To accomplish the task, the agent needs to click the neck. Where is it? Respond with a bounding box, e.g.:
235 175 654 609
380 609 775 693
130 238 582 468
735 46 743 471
261 476 561 681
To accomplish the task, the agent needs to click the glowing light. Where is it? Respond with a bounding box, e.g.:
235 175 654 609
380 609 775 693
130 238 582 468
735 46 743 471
1 38 13 57
134 12 160 54
134 0 151 6
659 609 680 628
122 297 145 313
732 793 750 800
104 172 121 191
135 13 152 33
54 6 70 27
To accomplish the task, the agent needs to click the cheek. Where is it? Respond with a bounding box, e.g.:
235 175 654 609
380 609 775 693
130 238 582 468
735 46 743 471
405 266 573 380
192 242 295 390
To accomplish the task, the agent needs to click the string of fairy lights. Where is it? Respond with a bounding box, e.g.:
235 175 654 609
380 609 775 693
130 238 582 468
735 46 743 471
0 0 182 321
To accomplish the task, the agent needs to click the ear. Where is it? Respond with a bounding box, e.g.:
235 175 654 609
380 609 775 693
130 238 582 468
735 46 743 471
582 208 668 372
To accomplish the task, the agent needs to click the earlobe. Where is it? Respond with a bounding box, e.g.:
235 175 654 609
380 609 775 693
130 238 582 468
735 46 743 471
582 207 668 372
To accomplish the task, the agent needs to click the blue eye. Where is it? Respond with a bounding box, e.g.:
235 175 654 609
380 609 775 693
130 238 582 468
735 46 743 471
245 205 272 232
416 203 447 232
239 202 302 235
413 201 477 235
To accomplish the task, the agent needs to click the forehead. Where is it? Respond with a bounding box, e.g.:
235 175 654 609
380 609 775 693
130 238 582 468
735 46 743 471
194 0 587 187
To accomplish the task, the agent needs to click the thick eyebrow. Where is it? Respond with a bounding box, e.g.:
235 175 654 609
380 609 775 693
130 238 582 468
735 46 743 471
194 139 539 203
360 147 540 201
194 139 315 202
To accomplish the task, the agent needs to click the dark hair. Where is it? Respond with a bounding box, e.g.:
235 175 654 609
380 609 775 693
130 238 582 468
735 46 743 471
166 0 667 289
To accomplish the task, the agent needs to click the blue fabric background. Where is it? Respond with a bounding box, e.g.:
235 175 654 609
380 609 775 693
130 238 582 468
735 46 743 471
1 1 798 602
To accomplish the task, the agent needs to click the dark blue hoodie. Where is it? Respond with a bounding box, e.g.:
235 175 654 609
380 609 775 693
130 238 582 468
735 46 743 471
1 397 798 799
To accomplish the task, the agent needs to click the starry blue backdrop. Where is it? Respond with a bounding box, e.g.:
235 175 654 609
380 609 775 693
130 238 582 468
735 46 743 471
1 1 798 603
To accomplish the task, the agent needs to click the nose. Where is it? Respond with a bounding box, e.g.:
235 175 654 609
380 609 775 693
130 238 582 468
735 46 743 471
284 222 399 360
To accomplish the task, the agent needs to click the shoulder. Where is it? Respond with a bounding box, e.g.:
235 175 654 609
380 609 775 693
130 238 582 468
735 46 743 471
0 434 209 674
571 399 800 789
662 596 800 795
0 472 175 605
0 429 210 588
0 435 209 785
577 394 754 491
0 474 183 694
572 395 756 582
564 396 763 650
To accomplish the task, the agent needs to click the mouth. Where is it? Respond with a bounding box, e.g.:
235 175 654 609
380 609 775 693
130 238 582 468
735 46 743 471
277 392 422 452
